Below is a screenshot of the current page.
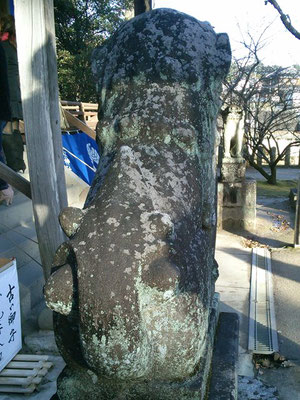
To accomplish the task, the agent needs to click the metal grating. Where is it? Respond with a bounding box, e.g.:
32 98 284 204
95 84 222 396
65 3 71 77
248 248 279 354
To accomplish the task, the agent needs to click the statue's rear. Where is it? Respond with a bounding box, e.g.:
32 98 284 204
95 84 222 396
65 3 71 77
45 8 231 399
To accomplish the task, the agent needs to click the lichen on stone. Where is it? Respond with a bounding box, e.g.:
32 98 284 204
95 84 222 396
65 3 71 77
49 7 231 400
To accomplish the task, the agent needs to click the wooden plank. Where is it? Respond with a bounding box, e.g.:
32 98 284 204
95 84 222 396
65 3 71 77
81 102 98 109
14 354 49 361
0 368 39 377
0 161 31 199
14 0 68 279
0 384 35 393
83 112 97 116
1 366 52 378
0 353 53 395
0 376 42 385
67 110 84 116
61 100 81 106
5 360 52 370
64 110 96 139
6 361 43 369
61 106 79 110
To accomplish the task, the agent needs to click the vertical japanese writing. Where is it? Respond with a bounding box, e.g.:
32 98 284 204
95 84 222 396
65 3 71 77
6 285 15 303
0 260 21 370
8 312 16 325
8 329 16 343
6 283 17 345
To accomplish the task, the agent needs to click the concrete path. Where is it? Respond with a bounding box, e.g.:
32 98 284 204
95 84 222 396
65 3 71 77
259 249 300 400
215 231 254 378
216 227 300 399
216 181 300 399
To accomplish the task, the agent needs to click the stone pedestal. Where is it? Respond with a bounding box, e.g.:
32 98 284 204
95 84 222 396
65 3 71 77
218 156 256 230
217 179 256 231
220 158 246 183
55 294 220 400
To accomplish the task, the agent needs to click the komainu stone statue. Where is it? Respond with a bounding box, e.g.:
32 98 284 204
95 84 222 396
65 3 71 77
45 8 231 400
223 105 244 159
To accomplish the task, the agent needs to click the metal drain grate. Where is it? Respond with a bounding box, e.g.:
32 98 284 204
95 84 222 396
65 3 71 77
248 248 279 354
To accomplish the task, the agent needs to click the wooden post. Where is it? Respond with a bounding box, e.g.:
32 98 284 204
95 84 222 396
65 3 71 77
14 0 67 278
294 175 300 247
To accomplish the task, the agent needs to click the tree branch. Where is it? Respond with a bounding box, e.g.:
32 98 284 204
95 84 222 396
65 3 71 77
265 0 300 40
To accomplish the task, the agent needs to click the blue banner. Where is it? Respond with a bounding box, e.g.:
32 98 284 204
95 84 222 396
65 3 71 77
9 0 14 15
62 131 100 185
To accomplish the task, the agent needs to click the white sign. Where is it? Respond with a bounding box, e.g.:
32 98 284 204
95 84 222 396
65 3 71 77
0 258 22 372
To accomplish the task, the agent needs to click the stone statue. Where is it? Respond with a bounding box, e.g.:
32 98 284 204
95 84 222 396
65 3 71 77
45 8 231 400
223 105 244 159
219 104 256 229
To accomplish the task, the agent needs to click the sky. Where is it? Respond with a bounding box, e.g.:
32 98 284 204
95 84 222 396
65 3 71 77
153 0 300 67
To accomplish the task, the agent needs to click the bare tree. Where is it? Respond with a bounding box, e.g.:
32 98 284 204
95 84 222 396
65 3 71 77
265 0 300 40
244 66 300 184
222 33 300 184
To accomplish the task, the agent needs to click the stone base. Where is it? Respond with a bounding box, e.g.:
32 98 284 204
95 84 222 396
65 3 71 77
208 312 239 400
217 179 256 231
220 158 246 182
54 294 220 400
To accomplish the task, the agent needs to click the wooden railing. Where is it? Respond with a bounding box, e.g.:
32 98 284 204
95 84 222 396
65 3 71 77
61 101 98 131
0 101 98 200
0 161 31 199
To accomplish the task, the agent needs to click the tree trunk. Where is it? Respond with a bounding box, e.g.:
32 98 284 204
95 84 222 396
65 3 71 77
268 165 277 185
247 157 271 182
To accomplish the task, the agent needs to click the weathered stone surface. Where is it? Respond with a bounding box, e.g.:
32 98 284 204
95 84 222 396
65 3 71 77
220 158 246 183
44 264 73 315
58 207 85 238
45 8 231 399
218 180 256 231
24 330 59 354
54 294 220 400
